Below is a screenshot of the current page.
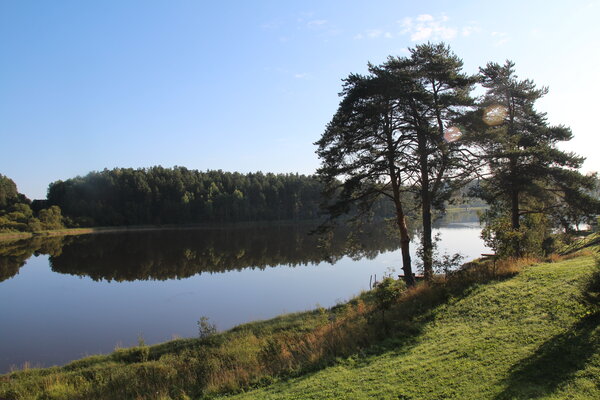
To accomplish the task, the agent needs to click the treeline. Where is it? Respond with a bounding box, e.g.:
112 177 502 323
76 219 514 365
1 167 404 231
47 167 325 226
0 174 64 233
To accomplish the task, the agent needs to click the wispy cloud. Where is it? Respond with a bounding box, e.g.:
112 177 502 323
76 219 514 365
293 72 310 79
367 29 384 38
400 14 458 41
306 19 327 28
462 25 479 37
262 13 340 44
260 20 283 30
354 28 394 40
354 14 477 42
491 31 509 46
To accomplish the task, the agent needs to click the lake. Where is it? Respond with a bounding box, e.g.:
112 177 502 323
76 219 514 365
0 215 489 373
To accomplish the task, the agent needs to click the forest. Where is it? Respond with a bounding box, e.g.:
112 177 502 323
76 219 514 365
46 168 325 226
0 169 326 230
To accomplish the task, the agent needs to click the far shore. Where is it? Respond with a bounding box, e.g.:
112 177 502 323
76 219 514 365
0 220 323 244
0 207 490 244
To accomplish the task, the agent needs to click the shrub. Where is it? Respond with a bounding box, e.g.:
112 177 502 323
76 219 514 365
198 316 218 339
374 277 405 326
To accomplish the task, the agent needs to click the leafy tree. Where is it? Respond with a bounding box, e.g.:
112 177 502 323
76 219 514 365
473 61 600 256
0 174 21 210
39 205 64 230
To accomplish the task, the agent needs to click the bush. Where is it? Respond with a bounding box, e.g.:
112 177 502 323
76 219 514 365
374 277 405 326
481 211 553 258
198 316 217 339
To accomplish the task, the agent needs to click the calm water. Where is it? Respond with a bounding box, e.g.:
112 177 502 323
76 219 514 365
0 217 488 373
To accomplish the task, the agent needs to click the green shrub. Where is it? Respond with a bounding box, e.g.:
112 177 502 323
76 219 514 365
198 316 218 339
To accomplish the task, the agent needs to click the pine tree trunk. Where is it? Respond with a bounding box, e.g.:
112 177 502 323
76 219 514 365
396 209 415 287
419 136 434 282
509 157 521 256
511 189 520 230
390 169 415 287
421 193 433 281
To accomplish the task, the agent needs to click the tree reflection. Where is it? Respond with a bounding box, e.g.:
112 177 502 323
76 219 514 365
0 224 401 282
0 236 66 282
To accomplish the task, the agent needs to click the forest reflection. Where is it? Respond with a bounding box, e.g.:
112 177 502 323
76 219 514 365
0 224 401 282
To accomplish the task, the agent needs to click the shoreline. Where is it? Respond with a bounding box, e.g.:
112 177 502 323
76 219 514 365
0 219 322 243
0 208 490 244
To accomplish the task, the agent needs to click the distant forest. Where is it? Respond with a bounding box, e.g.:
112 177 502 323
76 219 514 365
44 167 326 226
1 167 487 233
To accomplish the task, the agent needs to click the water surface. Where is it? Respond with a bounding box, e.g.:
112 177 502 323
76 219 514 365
0 217 488 372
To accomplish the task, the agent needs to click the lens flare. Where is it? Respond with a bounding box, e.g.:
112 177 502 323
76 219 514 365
483 104 508 126
443 126 462 143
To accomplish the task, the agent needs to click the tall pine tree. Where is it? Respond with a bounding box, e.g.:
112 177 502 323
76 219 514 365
475 61 599 256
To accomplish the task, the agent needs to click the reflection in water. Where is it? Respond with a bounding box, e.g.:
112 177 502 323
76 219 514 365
0 211 485 283
0 236 65 282
1 224 399 283
0 215 487 373
50 225 401 282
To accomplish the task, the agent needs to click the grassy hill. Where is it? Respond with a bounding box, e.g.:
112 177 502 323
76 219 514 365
1 246 599 399
220 254 600 400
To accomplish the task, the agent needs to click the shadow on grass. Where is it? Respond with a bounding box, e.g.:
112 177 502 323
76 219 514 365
275 262 522 380
493 312 600 400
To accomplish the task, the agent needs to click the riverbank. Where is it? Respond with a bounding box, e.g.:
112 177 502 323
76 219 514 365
0 220 322 244
0 206 491 244
1 236 598 399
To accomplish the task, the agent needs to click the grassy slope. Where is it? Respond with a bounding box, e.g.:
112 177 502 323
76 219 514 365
222 256 600 400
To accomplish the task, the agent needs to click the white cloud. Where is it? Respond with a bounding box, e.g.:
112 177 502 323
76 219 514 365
355 14 476 43
294 73 309 79
399 14 466 42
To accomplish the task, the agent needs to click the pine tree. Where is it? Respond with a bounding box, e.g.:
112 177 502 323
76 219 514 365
316 67 418 286
316 43 477 283
475 61 599 256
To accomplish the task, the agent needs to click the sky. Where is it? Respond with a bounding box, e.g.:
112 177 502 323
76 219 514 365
1 0 599 199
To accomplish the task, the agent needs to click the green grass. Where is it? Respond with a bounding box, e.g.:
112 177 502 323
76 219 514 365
221 255 600 400
560 232 600 255
1 250 599 399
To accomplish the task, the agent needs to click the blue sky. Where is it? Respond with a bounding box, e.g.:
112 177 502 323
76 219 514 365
1 0 599 199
